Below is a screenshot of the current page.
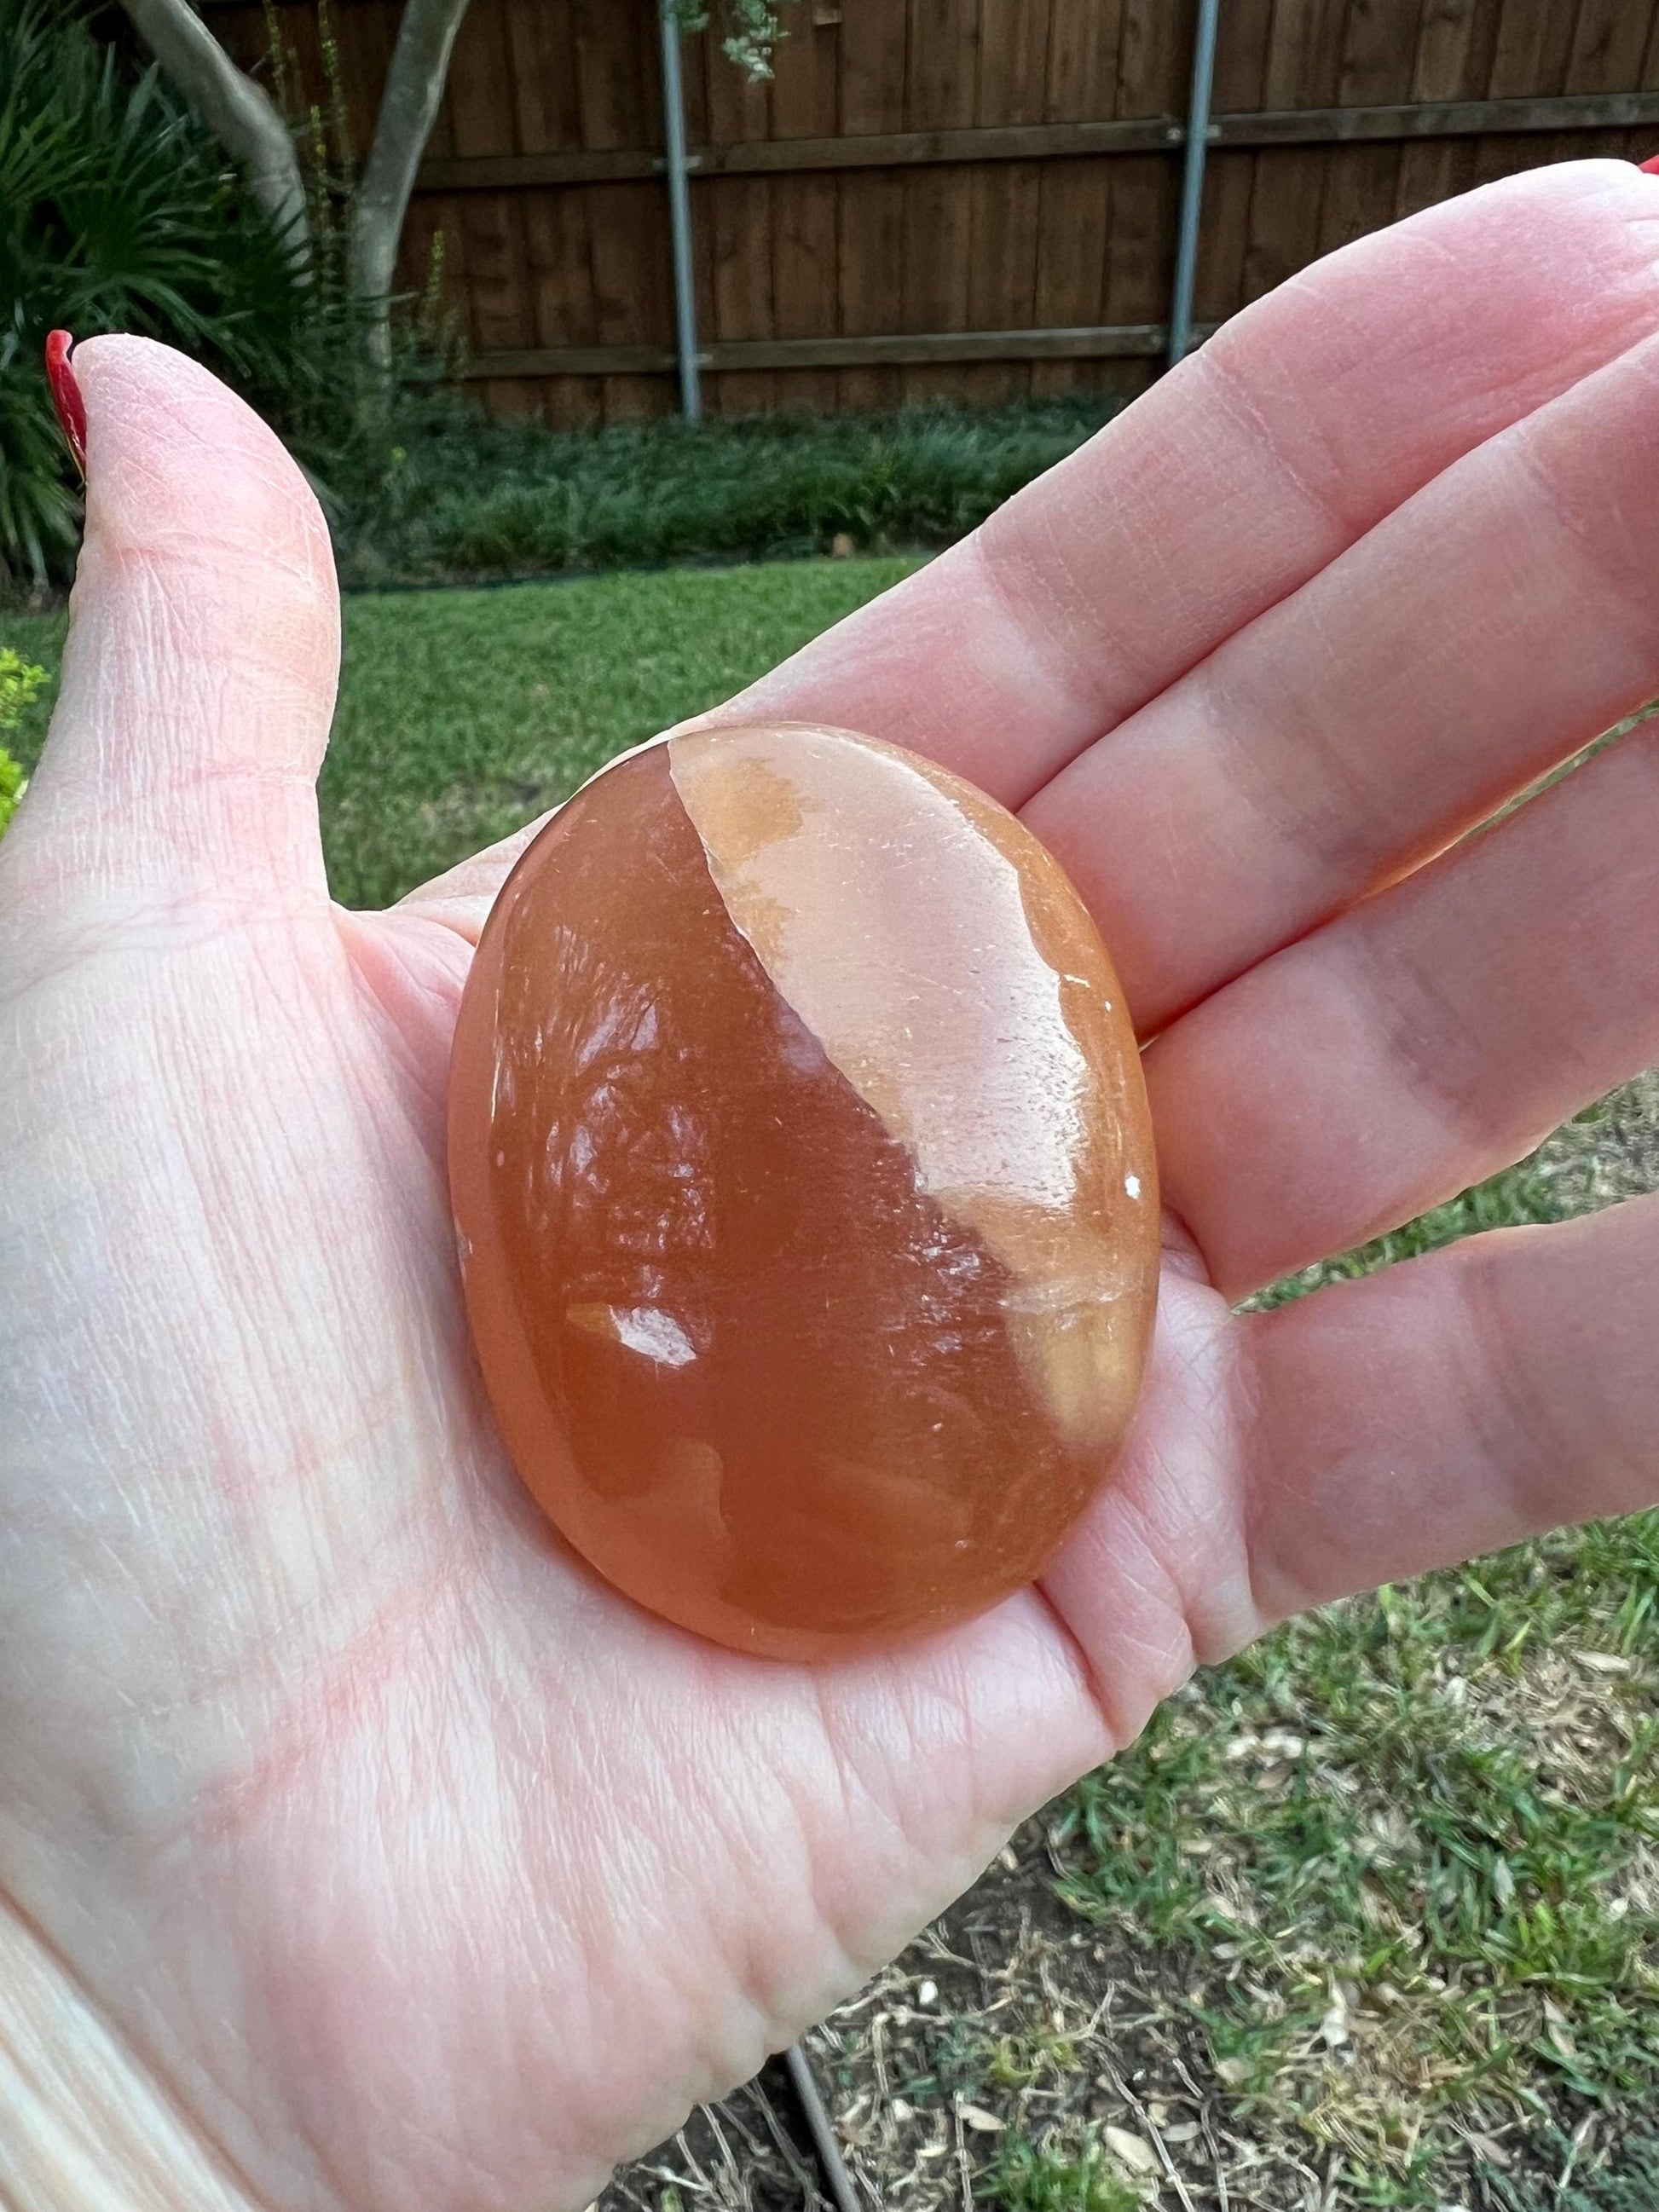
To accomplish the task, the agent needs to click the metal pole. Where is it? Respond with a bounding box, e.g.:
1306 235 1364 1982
657 0 702 421
782 2045 863 2212
1167 0 1221 367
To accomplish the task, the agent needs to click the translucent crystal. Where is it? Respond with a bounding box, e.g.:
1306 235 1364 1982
448 725 1158 1659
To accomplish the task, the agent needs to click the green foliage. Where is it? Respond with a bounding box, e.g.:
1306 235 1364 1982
0 644 44 832
982 2133 1147 2212
0 643 46 728
1483 2128 1659 2210
0 317 77 586
254 0 467 539
0 0 1113 593
0 0 315 586
333 396 1119 589
0 748 23 835
667 0 802 78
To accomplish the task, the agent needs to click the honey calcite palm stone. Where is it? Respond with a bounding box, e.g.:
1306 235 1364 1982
448 723 1158 1660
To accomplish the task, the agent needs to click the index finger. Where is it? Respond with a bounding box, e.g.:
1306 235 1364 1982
703 162 1659 811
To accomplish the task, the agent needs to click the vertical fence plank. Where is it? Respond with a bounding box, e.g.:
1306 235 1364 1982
766 7 841 141
1409 0 1500 102
836 0 910 409
1394 0 1494 222
1315 0 1424 257
977 0 1050 120
505 0 583 151
1488 0 1581 100
901 0 979 401
964 157 1043 404
707 177 778 414
575 0 670 420
965 0 1053 404
1565 0 1658 95
448 1 537 378
1243 0 1351 321
1198 0 1274 335
1045 0 1127 118
1194 147 1256 326
425 189 477 355
503 0 596 424
703 29 777 416
332 0 398 165
769 11 842 411
523 188 603 427
1117 0 1188 118
1027 0 1121 398
1109 0 1184 388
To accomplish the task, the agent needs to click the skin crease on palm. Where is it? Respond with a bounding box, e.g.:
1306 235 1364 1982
4 159 1659 2212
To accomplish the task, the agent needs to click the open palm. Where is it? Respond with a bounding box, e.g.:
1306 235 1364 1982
5 160 1659 2212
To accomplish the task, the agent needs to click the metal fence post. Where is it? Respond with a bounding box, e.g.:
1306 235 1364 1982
658 0 702 420
1167 0 1221 367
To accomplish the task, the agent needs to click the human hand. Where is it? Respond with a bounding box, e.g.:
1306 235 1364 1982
3 158 1658 2212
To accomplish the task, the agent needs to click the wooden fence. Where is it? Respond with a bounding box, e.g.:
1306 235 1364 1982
207 0 1659 423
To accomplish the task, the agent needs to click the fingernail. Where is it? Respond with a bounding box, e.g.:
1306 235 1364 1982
44 330 87 481
1641 154 1659 175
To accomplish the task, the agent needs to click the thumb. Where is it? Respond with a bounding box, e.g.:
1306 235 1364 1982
10 335 340 913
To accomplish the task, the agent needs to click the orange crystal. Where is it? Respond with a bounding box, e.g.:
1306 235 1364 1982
448 725 1159 1660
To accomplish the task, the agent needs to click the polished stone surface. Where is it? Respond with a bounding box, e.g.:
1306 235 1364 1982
448 725 1158 1660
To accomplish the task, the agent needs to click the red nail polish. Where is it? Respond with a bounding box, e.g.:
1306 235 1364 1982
1641 154 1659 175
44 330 87 481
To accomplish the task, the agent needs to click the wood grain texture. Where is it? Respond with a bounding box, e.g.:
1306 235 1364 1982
413 91 1659 188
503 0 583 153
772 172 841 408
461 326 1192 377
1488 0 1581 100
1409 0 1500 101
1317 0 1419 258
1117 0 1188 122
963 0 1051 400
1565 0 1659 96
1197 147 1257 326
1262 0 1353 107
241 0 1659 422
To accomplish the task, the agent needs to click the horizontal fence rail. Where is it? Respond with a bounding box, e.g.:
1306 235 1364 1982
418 90 1659 193
457 323 1225 379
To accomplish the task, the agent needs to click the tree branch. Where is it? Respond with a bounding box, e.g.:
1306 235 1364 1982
119 0 309 250
350 0 474 355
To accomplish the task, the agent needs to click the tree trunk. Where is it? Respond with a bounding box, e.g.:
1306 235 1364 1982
349 0 475 367
119 0 309 251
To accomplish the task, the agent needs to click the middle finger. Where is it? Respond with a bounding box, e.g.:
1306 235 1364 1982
1143 718 1659 1302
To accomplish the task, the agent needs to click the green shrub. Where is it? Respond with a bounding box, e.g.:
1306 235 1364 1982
0 747 22 835
335 395 1122 586
0 1 1119 594
983 2132 1146 2212
0 644 45 832
0 0 313 587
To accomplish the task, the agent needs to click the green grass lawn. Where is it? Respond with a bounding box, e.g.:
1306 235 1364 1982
2 556 922 910
5 562 1655 2209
